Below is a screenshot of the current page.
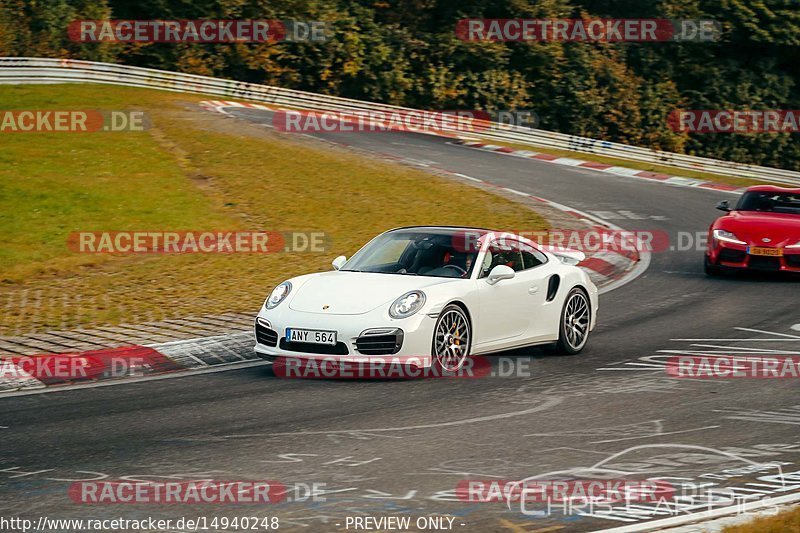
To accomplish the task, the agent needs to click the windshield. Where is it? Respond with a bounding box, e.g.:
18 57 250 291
341 229 483 278
735 191 800 215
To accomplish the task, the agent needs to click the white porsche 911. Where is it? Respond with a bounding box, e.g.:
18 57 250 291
254 226 598 372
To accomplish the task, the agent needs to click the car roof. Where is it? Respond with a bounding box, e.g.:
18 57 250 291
744 185 800 194
387 225 494 233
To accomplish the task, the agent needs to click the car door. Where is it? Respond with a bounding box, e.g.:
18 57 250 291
475 237 543 348
517 241 562 341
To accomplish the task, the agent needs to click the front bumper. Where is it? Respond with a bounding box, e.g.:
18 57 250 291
708 240 800 272
253 305 437 367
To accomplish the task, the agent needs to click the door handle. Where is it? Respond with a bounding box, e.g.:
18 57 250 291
528 286 539 295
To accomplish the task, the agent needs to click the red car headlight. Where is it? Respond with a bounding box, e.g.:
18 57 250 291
713 229 747 245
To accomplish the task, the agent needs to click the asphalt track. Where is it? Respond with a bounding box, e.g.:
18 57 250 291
1 108 798 533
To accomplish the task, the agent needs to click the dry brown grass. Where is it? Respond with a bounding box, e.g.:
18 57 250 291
723 505 800 533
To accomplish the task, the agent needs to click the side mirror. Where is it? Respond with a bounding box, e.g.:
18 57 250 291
487 264 515 285
332 255 347 270
716 200 731 212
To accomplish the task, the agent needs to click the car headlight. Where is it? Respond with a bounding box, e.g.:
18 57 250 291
787 241 800 249
265 281 292 309
713 229 747 245
389 291 426 319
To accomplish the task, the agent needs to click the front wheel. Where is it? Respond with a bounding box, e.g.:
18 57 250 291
432 304 472 373
704 256 722 276
555 288 591 354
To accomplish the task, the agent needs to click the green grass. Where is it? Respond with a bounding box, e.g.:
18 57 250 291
0 84 547 334
0 99 233 281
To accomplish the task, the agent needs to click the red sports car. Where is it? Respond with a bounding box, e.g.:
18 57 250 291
705 185 800 275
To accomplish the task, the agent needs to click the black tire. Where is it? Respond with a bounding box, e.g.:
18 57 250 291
555 288 591 355
704 256 723 276
431 304 472 374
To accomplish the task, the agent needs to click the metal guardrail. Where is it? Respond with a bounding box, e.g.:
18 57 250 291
2 57 799 186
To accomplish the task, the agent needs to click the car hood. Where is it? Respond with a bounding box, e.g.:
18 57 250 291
288 271 458 315
717 211 800 246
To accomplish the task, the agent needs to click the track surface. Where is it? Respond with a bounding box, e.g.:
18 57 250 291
1 109 798 532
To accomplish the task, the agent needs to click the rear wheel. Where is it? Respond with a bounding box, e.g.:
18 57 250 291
555 288 591 355
432 304 471 373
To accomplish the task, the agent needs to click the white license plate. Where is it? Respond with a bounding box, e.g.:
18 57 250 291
285 328 337 345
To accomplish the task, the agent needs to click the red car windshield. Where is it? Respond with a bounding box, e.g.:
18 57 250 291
735 191 800 215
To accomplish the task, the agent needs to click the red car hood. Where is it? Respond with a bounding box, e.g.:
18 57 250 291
716 211 800 246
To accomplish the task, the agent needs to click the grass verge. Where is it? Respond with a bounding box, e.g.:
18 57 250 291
723 505 800 532
0 84 546 335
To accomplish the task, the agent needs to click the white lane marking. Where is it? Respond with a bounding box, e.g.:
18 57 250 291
589 425 720 444
675 344 800 354
452 172 481 182
523 420 720 444
602 362 663 367
213 397 563 439
605 166 643 176
550 157 586 166
598 249 651 295
597 367 661 371
602 326 800 372
0 360 270 399
661 350 800 357
665 176 705 187
685 343 793 352
502 187 529 196
715 406 800 426
453 141 748 195
591 251 636 269
735 327 800 339
670 338 799 342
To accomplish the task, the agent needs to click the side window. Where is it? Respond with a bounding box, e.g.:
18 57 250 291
520 242 548 270
480 239 524 277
